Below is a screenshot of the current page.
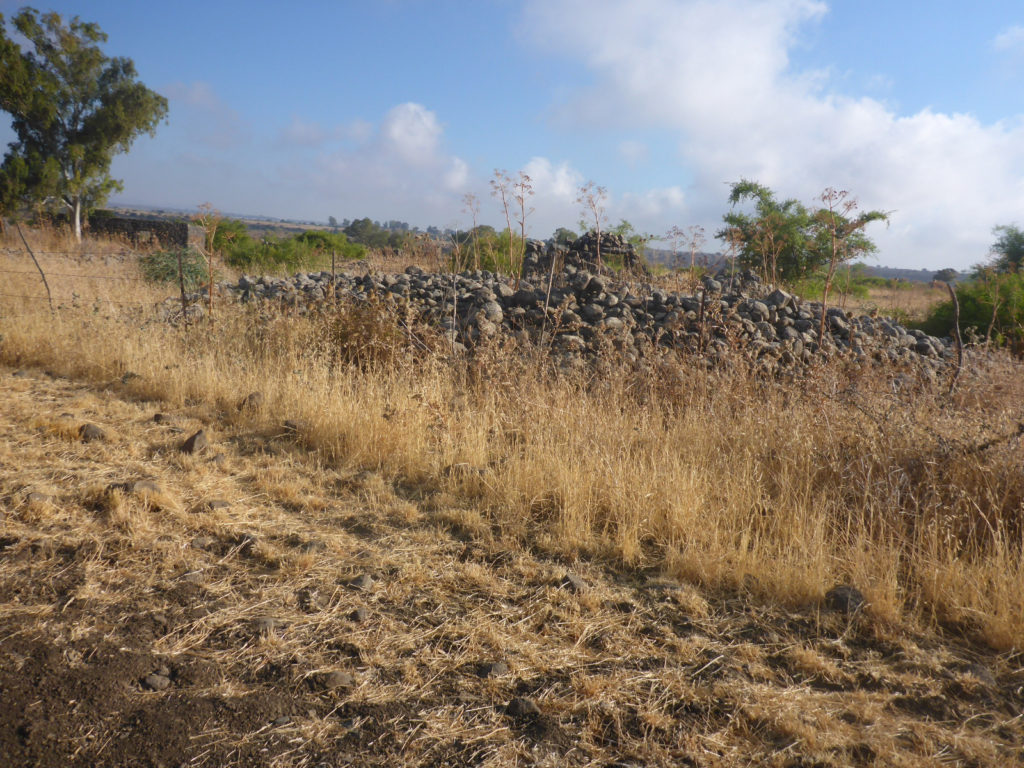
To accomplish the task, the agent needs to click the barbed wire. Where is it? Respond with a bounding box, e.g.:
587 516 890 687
0 292 162 306
0 248 138 257
0 266 149 282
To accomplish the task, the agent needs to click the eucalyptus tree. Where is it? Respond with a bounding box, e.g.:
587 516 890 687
0 7 168 240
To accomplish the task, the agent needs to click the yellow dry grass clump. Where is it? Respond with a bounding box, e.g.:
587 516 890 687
1 230 1022 766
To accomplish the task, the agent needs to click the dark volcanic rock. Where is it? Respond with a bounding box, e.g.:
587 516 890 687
824 584 866 614
180 429 208 454
180 241 952 377
79 423 107 442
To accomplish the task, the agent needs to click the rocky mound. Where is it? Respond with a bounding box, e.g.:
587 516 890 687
522 231 651 280
167 241 953 375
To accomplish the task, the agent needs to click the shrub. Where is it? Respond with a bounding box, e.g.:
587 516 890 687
920 271 1024 342
138 248 208 290
219 226 366 272
790 271 870 301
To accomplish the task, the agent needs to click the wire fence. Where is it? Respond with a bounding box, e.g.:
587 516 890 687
0 243 187 319
0 292 157 306
0 266 150 282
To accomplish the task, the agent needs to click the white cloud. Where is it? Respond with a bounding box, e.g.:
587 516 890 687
522 0 1024 268
516 157 585 233
280 116 329 147
342 119 374 143
380 103 444 166
621 186 686 220
993 24 1024 52
163 81 222 110
444 157 470 191
619 139 649 167
275 102 472 224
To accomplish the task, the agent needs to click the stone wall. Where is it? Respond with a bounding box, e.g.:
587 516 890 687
89 212 204 250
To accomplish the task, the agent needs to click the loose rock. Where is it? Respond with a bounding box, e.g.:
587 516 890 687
560 573 587 593
506 697 541 718
79 423 107 442
180 429 208 454
348 574 375 591
239 391 264 411
825 584 865 614
479 661 509 678
143 673 171 691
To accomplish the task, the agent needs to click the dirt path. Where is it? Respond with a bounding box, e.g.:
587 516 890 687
1 366 1021 767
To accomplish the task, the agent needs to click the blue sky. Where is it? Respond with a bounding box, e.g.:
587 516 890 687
2 0 1024 269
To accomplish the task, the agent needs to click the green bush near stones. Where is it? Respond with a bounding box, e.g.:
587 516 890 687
919 271 1024 343
138 248 210 290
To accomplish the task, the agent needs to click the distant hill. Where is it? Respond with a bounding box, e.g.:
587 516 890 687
645 248 961 283
864 265 960 283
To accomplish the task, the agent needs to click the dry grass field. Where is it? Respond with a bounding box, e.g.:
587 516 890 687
1 232 1023 767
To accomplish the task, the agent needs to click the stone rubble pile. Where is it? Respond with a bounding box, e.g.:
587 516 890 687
521 232 651 281
165 238 953 374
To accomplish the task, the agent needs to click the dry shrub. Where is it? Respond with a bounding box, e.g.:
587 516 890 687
310 294 432 371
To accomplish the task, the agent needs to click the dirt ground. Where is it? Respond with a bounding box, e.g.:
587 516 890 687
1 365 1022 767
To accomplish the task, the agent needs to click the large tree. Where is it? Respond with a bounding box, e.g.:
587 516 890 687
718 179 811 283
989 224 1024 274
0 8 167 240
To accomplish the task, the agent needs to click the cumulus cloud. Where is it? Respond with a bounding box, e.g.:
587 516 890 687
618 140 649 167
280 116 329 147
274 102 472 224
993 24 1024 52
517 156 586 233
522 0 1024 268
379 103 444 165
621 186 686 220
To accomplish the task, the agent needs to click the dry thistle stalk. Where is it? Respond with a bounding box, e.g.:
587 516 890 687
577 181 608 272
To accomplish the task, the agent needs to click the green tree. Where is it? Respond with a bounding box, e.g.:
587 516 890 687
808 188 888 346
933 267 958 283
610 218 654 258
212 218 250 252
551 227 577 247
989 224 1024 274
717 179 811 283
0 8 168 241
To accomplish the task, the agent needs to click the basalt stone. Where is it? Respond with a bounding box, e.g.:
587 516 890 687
580 303 604 322
766 288 792 309
482 301 504 323
824 584 865 614
239 391 264 411
180 429 208 454
196 258 950 374
506 697 541 718
79 423 107 442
